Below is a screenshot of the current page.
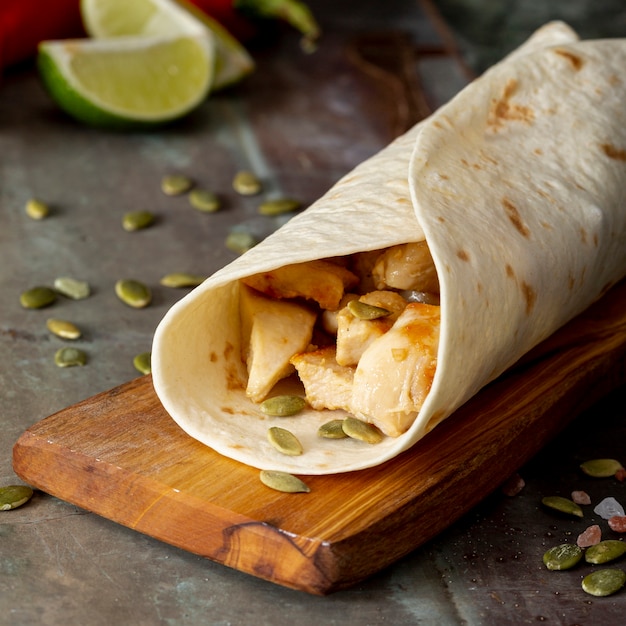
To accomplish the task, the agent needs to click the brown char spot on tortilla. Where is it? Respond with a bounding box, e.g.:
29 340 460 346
487 79 534 130
502 197 531 237
553 48 584 71
505 264 516 280
600 143 626 161
580 227 588 245
456 249 470 262
521 281 537 315
209 351 219 362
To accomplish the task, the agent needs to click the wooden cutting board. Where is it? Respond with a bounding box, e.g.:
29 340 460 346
12 280 626 595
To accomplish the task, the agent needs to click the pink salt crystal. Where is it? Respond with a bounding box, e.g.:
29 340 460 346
615 468 626 482
577 524 602 547
571 490 591 505
501 473 525 496
608 515 626 533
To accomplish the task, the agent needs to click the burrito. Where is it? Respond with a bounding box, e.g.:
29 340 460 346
152 22 626 474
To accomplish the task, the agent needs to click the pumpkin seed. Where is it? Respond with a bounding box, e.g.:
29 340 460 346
25 198 50 220
342 417 384 444
133 352 152 375
258 198 301 216
122 210 155 231
541 495 584 518
582 568 626 597
54 277 91 300
259 470 310 493
542 543 583 571
54 347 87 367
159 272 207 288
46 318 81 340
585 540 626 565
260 395 307 417
580 458 624 478
232 170 262 195
267 427 303 456
189 189 220 212
20 286 57 309
347 299 391 320
161 174 193 196
225 231 258 254
0 485 34 511
318 419 348 439
115 279 151 308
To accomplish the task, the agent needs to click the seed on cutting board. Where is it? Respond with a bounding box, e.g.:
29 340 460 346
260 395 306 417
347 299 391 320
542 543 583 571
54 347 87 367
0 485 34 511
232 170 262 195
133 352 151 375
122 210 155 231
581 568 626 597
258 198 301 216
342 417 383 444
225 231 258 254
259 470 310 493
25 198 50 220
161 174 193 196
20 286 57 309
318 419 348 439
54 277 91 300
585 540 626 565
580 458 624 478
46 318 81 340
541 495 584 518
159 272 207 288
267 427 303 456
189 189 220 212
115 279 151 308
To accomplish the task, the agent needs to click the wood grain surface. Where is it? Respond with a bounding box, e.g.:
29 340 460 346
12 280 626 595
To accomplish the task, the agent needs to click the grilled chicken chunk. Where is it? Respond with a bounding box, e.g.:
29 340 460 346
372 241 439 294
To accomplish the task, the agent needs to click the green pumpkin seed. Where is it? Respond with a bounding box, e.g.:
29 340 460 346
259 470 310 493
54 347 87 367
260 395 307 417
541 495 584 518
189 189 220 212
580 458 624 478
161 174 193 196
0 485 34 511
258 198 301 216
267 427 303 456
232 170 262 195
225 231 258 254
542 543 583 570
133 352 152 375
122 210 155 231
342 417 384 444
46 318 81 340
347 299 391 320
115 279 151 308
20 286 57 309
585 540 626 565
54 277 91 300
25 198 50 220
159 272 207 288
582 568 626 597
318 419 348 439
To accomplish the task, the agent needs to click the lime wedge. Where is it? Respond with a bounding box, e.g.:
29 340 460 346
37 34 214 129
80 0 254 90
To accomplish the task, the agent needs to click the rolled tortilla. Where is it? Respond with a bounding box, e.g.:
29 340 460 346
152 22 626 474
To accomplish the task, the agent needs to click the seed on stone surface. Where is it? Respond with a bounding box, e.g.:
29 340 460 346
318 419 348 439
232 170 262 195
542 543 583 571
259 470 310 493
159 272 206 288
46 318 81 340
54 347 87 367
54 277 91 300
25 198 50 220
0 485 34 511
122 210 155 231
267 427 303 456
225 231 258 254
580 458 624 478
541 495 584 518
581 568 626 597
257 198 301 216
577 524 602 548
115 279 151 308
609 516 626 533
347 299 391 320
260 395 306 417
20 286 57 309
585 540 626 565
189 189 220 212
161 174 193 196
342 417 383 444
133 352 151 375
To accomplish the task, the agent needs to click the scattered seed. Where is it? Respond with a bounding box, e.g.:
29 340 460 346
54 277 90 300
115 279 151 308
581 458 624 478
260 395 306 417
257 198 301 216
54 347 87 367
267 427 303 456
225 231 258 254
161 174 193 196
159 272 206 288
25 198 50 220
594 497 625 520
347 299 391 320
133 352 151 375
571 490 591 505
122 210 156 231
542 543 583 571
577 524 602 548
189 189 220 212
259 470 310 493
0 485 34 511
232 170 262 195
541 495 584 518
609 516 626 533
318 419 349 439
585 540 626 565
581 568 626 597
46 318 81 340
342 417 384 444
20 286 57 309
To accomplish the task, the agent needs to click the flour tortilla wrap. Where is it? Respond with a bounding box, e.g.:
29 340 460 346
152 23 626 474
